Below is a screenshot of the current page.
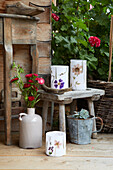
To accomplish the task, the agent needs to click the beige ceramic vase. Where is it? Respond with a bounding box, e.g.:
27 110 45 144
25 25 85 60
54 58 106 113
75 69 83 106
19 108 42 149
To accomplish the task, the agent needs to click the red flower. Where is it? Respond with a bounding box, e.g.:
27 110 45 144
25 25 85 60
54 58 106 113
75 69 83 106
11 77 19 83
35 77 39 81
25 74 33 78
28 79 33 83
33 73 38 76
38 78 45 85
23 84 31 88
32 85 38 91
28 96 35 101
52 13 60 21
88 36 101 47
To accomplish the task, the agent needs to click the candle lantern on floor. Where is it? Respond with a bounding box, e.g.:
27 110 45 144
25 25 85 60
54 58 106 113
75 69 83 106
46 131 66 157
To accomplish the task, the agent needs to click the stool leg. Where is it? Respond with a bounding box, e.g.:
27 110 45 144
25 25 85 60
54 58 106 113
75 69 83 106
70 99 77 114
87 98 97 139
50 102 54 130
59 104 66 132
42 101 49 136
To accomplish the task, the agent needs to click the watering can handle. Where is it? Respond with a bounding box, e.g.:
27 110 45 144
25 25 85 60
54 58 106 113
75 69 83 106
92 117 103 133
19 113 27 121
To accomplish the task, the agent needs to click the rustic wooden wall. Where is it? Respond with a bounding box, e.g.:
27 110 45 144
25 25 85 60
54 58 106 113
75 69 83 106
0 0 52 92
0 0 52 132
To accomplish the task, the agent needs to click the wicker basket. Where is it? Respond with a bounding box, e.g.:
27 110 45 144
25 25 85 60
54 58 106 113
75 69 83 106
88 80 113 132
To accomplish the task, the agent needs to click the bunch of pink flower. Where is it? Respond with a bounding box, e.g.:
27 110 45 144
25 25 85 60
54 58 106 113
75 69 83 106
52 13 59 21
11 62 45 107
88 36 101 47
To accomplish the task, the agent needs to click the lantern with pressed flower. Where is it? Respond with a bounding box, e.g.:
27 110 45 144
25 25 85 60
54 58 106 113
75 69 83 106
70 60 87 90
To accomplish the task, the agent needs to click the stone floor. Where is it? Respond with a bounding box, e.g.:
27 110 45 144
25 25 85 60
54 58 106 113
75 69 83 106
0 133 113 170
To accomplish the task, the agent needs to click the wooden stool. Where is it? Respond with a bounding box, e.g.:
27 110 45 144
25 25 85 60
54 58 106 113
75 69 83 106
39 88 105 139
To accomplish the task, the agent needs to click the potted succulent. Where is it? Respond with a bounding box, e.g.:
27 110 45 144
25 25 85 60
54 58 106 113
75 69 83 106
67 109 103 145
11 62 45 149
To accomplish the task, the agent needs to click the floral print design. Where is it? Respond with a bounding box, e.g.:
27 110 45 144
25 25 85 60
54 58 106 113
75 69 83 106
54 140 62 148
48 146 54 155
72 64 83 76
54 79 64 89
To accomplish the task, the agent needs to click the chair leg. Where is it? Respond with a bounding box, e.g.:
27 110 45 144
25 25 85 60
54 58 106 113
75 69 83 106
42 101 49 136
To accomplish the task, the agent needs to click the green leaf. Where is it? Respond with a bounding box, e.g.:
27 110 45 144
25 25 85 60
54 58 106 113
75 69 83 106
98 68 104 75
70 36 77 44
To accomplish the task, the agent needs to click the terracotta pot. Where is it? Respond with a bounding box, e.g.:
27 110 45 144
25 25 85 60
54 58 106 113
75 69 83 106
19 108 42 149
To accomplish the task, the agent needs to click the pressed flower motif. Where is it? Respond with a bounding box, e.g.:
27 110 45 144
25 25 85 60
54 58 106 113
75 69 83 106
48 146 54 154
72 64 83 76
54 79 64 89
54 140 62 148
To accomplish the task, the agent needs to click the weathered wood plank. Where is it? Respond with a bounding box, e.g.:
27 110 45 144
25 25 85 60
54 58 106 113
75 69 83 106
0 47 4 83
30 44 39 73
0 18 3 44
21 0 51 6
38 8 50 23
37 23 51 41
38 57 51 74
6 1 45 16
12 19 37 44
3 17 13 145
0 0 51 13
37 42 51 57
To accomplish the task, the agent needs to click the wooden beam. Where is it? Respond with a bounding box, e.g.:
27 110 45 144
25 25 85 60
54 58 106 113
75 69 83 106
3 18 13 145
30 44 39 73
108 16 113 81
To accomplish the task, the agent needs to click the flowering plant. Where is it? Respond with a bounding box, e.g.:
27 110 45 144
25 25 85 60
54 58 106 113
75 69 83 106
88 36 101 47
11 62 45 108
52 13 60 21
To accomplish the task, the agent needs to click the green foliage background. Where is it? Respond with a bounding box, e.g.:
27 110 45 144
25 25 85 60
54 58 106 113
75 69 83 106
52 0 113 80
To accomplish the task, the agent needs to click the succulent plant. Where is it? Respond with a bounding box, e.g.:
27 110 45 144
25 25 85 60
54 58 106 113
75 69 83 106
68 109 89 119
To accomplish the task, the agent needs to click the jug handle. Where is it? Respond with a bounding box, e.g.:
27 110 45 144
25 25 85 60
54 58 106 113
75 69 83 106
92 117 103 133
19 113 27 121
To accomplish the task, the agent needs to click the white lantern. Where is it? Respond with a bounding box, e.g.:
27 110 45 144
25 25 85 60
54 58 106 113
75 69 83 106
46 131 66 157
70 60 87 90
51 65 69 89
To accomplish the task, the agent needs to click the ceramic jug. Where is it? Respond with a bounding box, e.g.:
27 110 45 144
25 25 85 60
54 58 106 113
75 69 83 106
19 108 42 149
